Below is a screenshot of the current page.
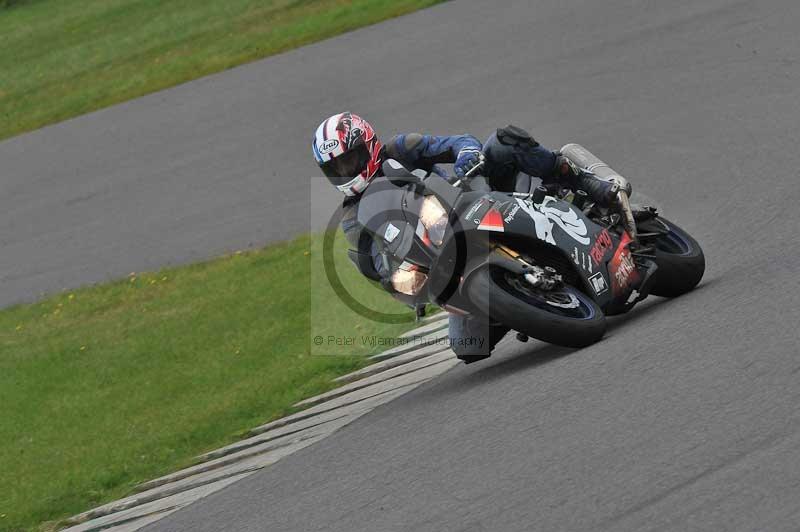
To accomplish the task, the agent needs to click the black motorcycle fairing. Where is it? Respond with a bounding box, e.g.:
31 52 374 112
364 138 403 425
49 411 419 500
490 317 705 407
444 191 626 309
500 195 613 300
382 158 429 181
355 174 632 313
420 172 463 210
341 146 703 349
355 175 439 274
423 189 496 307
356 177 412 234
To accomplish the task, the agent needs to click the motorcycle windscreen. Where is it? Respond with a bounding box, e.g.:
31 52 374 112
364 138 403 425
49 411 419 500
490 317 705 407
356 176 418 234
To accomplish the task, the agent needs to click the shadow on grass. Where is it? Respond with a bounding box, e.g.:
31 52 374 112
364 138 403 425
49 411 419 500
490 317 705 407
0 0 36 9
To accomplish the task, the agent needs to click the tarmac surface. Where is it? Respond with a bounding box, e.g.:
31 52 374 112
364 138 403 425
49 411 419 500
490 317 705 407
4 0 800 530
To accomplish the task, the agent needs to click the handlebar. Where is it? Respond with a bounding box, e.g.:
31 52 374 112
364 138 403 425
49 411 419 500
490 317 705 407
450 153 486 189
464 153 486 179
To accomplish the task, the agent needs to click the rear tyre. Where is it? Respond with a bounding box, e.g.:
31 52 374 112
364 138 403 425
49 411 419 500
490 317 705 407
647 218 705 297
465 267 607 348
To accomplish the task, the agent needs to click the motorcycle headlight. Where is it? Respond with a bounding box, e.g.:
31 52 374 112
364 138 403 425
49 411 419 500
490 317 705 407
390 265 428 296
419 196 448 247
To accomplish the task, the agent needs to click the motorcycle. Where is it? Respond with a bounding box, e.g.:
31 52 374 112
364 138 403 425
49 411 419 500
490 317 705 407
349 144 705 348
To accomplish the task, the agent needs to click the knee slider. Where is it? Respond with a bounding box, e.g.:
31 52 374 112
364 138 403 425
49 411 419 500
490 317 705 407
483 131 523 183
496 125 539 148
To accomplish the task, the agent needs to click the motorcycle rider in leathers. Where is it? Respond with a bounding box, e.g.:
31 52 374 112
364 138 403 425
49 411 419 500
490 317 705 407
313 112 620 363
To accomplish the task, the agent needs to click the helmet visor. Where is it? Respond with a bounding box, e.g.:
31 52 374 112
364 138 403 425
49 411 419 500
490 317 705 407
320 142 371 184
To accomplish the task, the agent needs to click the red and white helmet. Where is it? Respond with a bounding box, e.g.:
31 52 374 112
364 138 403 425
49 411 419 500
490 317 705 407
312 112 383 196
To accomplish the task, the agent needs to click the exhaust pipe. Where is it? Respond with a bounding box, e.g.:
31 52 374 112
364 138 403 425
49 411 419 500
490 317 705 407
559 143 632 196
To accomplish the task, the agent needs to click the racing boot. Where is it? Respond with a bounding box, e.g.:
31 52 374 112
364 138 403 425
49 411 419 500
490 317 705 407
554 155 619 206
555 154 644 242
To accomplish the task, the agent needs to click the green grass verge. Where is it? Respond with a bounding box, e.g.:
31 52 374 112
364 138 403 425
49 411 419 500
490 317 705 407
0 0 444 142
0 231 424 531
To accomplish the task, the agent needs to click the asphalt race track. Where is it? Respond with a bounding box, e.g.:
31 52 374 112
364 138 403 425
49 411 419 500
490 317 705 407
6 0 800 530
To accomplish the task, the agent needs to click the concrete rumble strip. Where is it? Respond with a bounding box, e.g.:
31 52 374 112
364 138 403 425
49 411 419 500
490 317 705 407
62 314 455 531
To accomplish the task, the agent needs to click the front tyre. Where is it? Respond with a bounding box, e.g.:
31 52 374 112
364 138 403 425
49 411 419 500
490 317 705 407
647 218 705 297
465 267 607 348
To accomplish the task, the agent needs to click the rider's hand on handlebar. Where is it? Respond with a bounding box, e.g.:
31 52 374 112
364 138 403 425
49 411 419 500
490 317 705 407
455 148 485 179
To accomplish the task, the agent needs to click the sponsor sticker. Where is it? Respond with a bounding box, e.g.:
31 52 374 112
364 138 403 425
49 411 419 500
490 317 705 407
609 233 640 295
318 138 340 155
589 229 613 266
477 207 505 232
504 203 521 223
384 223 400 243
571 247 593 274
588 272 609 295
464 197 488 223
614 251 636 291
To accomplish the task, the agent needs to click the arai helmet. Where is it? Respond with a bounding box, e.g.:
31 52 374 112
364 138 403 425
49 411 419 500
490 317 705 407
312 112 383 196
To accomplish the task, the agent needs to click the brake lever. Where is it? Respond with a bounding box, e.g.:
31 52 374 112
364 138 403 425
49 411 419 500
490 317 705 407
464 154 486 179
449 154 486 190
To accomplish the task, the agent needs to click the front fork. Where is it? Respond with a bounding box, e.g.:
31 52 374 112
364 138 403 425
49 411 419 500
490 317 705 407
494 245 563 290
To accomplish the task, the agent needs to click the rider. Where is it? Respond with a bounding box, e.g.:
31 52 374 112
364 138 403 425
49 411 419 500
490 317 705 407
313 112 619 363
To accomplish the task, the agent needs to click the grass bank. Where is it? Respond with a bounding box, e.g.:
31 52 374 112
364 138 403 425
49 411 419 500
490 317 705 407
0 232 420 531
0 0 444 141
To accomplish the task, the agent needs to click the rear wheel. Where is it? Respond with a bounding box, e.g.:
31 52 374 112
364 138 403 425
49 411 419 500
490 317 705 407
645 217 705 297
465 267 607 348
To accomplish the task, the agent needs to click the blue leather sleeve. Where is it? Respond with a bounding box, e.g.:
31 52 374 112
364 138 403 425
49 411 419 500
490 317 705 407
391 134 483 168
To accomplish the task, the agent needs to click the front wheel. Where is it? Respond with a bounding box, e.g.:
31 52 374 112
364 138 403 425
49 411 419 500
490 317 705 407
645 217 706 297
465 267 607 348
